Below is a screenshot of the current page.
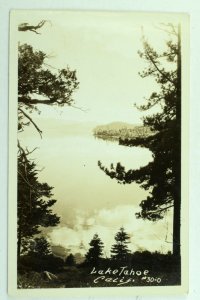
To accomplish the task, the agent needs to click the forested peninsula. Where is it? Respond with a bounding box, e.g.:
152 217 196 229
93 122 153 142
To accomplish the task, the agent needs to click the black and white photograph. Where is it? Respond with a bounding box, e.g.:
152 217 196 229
8 10 189 295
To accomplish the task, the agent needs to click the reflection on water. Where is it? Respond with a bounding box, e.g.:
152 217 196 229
21 127 173 254
93 134 119 143
22 129 153 224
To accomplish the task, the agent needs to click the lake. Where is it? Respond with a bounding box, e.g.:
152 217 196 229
20 123 172 255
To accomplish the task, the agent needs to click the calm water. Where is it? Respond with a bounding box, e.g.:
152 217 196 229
20 126 173 254
22 128 153 225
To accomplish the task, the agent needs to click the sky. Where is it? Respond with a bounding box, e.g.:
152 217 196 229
15 10 178 125
14 11 180 258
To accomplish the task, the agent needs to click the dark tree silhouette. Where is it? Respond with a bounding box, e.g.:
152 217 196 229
85 234 104 265
17 20 80 267
99 24 181 257
65 254 76 266
110 227 130 260
18 43 79 135
17 151 60 259
31 237 52 257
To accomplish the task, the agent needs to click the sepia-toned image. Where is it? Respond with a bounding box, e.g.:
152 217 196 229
9 10 189 296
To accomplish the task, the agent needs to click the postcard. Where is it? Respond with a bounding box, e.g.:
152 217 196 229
9 10 189 297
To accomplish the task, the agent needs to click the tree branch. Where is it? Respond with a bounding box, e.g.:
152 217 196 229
153 24 178 37
160 23 178 36
70 104 89 112
18 108 42 138
18 20 48 34
145 48 174 84
18 140 29 163
19 97 54 105
147 204 174 216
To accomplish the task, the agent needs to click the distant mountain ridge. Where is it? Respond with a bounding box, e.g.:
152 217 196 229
94 122 140 132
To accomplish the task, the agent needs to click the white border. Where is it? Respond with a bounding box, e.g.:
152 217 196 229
9 9 189 298
0 0 199 300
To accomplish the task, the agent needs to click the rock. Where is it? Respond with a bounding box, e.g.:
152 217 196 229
43 271 57 280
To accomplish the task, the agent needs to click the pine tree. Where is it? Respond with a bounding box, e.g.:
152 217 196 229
99 24 181 257
111 227 130 260
32 237 52 257
65 254 76 266
18 43 79 135
17 152 60 258
17 20 79 265
85 234 104 265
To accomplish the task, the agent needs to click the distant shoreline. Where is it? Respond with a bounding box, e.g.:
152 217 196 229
93 121 153 142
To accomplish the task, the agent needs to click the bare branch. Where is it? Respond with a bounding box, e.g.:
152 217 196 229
18 141 38 170
160 23 178 36
18 108 43 138
70 104 89 112
18 20 48 34
18 140 29 162
43 62 58 70
25 146 39 155
153 23 178 36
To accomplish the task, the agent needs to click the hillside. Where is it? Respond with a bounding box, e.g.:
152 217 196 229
94 122 139 132
93 122 153 141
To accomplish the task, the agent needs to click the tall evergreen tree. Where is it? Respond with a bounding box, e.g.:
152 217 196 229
85 234 104 265
110 227 130 260
17 23 79 260
17 152 60 258
99 24 181 257
31 237 52 257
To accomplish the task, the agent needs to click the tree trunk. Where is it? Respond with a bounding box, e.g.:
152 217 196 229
173 190 181 257
173 23 181 258
17 227 22 260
